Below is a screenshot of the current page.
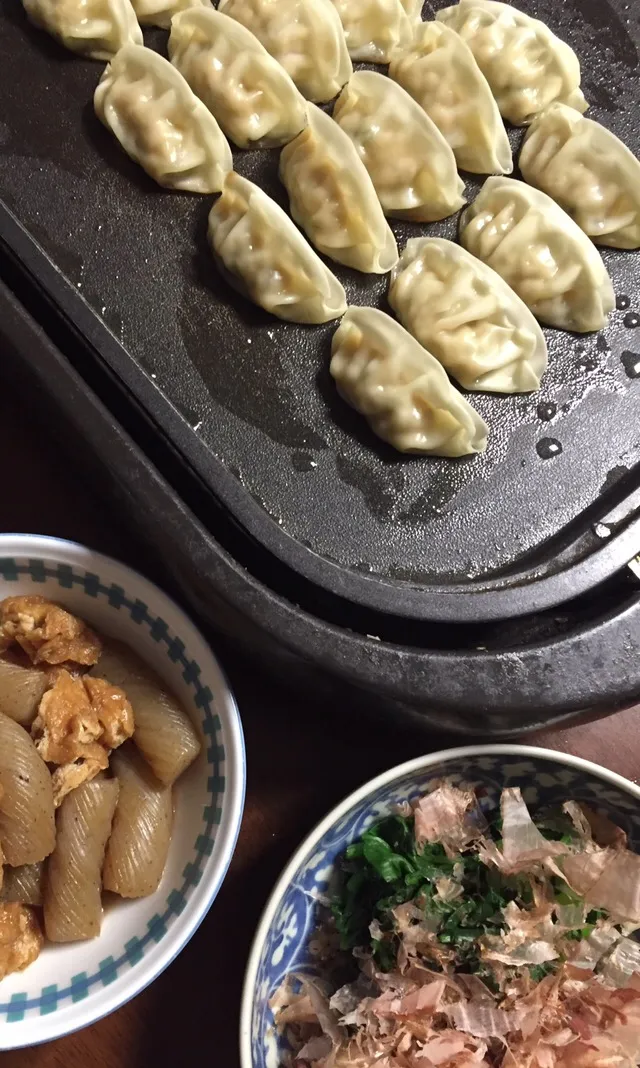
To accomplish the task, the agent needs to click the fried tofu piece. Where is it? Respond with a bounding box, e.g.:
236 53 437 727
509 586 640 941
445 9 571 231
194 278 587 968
0 783 3 891
32 670 134 806
0 596 102 667
0 903 43 979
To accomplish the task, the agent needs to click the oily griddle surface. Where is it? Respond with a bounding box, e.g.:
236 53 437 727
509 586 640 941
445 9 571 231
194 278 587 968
0 0 639 587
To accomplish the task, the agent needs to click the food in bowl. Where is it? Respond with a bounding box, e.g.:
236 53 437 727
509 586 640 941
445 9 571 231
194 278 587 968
272 780 640 1066
0 594 201 979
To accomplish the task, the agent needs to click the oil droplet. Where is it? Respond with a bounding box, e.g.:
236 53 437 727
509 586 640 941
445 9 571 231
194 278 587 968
616 294 631 310
536 437 562 459
624 312 640 328
622 351 640 378
576 356 597 372
291 450 317 472
596 334 610 352
537 401 557 421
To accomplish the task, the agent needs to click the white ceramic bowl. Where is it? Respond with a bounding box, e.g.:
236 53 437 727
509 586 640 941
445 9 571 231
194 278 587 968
0 534 245 1050
241 744 640 1068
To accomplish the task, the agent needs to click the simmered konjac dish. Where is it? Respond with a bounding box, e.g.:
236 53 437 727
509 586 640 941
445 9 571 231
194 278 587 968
274 783 640 1067
0 596 201 980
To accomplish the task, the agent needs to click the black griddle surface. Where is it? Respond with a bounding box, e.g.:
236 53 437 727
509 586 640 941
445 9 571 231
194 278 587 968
1 0 639 608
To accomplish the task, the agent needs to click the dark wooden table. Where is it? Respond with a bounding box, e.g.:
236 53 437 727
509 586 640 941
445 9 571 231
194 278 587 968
1 389 638 1068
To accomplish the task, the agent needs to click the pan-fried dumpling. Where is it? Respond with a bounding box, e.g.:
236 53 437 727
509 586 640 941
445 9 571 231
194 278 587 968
459 177 615 333
389 22 511 176
280 103 398 273
436 0 587 126
333 72 465 222
94 45 233 193
168 9 307 149
389 238 548 393
22 0 142 59
209 172 347 323
520 104 640 251
132 0 210 28
329 0 414 63
218 0 352 104
330 307 488 455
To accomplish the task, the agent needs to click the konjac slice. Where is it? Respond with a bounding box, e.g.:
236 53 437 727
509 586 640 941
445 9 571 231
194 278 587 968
0 713 55 866
90 642 201 785
104 744 173 898
44 777 119 942
0 863 45 906
0 655 49 727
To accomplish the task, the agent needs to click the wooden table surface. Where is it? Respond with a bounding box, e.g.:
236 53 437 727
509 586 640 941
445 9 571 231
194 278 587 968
1 389 639 1068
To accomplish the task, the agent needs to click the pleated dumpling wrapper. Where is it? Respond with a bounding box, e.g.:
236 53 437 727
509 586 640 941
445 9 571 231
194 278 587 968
218 0 352 103
330 307 488 455
436 0 587 125
329 0 416 63
389 21 512 176
22 0 142 59
132 0 211 29
333 71 465 222
280 103 398 273
208 172 347 324
94 44 233 193
389 238 548 393
520 103 640 250
168 8 307 149
459 177 615 333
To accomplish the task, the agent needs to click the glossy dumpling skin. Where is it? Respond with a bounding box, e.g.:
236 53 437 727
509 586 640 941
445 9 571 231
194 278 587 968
520 104 640 251
436 0 587 126
280 103 398 273
44 777 119 942
103 745 173 898
0 713 55 867
132 0 210 28
389 21 511 176
330 307 488 455
459 177 615 333
94 45 233 193
22 0 142 59
218 0 352 104
333 72 465 222
389 238 547 393
168 9 307 149
209 173 347 324
329 0 414 63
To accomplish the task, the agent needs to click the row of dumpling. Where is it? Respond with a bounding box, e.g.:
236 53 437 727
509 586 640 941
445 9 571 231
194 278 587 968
21 0 640 460
22 0 640 257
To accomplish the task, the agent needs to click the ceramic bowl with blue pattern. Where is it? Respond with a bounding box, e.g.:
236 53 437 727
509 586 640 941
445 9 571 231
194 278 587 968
0 534 245 1050
241 744 640 1068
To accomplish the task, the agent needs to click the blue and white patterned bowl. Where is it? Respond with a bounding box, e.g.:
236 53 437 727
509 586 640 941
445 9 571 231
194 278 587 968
241 745 640 1068
0 534 245 1050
